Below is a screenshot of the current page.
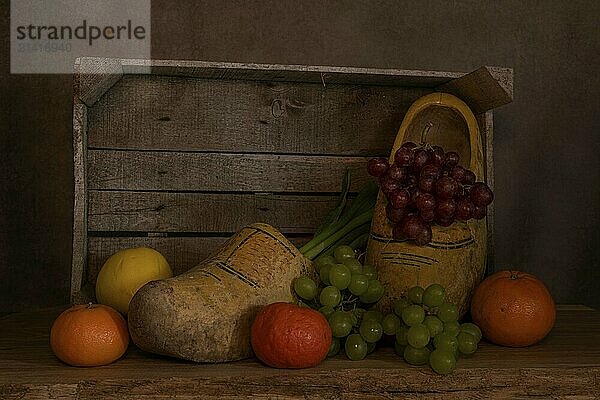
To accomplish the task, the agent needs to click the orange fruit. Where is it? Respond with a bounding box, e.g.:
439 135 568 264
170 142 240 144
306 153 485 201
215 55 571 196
470 270 556 347
50 303 129 367
251 302 332 368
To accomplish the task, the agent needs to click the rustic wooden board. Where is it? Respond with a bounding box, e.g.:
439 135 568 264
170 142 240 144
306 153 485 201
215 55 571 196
87 150 371 192
86 235 311 286
117 58 464 87
88 191 341 234
88 75 426 156
0 306 597 399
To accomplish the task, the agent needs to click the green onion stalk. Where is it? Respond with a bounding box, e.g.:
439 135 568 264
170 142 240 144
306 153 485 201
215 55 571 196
299 172 378 261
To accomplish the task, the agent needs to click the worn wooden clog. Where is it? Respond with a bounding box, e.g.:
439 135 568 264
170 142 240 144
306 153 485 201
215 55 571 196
366 92 487 317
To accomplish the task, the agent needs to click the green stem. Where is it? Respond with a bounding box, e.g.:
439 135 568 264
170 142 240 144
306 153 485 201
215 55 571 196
299 181 378 254
303 209 373 260
347 232 370 251
322 222 371 257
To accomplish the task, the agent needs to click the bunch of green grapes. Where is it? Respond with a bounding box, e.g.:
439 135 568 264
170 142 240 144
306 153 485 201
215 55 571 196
390 284 483 374
293 245 386 361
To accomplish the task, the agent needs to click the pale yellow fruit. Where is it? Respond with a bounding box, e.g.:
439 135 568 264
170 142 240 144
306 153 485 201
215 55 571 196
96 247 172 315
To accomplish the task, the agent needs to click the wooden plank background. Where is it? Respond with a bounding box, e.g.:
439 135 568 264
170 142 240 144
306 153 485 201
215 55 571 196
79 72 439 295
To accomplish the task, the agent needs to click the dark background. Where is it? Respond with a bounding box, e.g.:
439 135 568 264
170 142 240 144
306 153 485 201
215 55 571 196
1 1 598 312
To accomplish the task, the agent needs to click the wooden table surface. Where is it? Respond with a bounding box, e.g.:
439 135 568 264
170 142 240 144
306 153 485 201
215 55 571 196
0 305 598 399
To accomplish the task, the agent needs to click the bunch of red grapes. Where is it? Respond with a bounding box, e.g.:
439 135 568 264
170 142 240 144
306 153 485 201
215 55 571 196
367 142 494 246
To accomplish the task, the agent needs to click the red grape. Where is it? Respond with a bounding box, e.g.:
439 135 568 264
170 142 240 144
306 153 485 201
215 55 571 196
455 197 473 220
387 165 408 183
389 188 411 209
436 216 455 227
421 209 435 222
411 149 430 172
435 176 459 199
380 177 400 195
430 146 445 165
418 176 436 193
472 205 487 220
444 151 460 167
367 157 389 177
401 141 418 149
416 193 436 212
470 182 494 206
450 165 466 183
392 223 407 240
394 147 414 167
407 174 418 187
386 203 406 224
464 170 476 185
414 224 433 246
435 198 457 219
400 215 427 239
420 163 442 180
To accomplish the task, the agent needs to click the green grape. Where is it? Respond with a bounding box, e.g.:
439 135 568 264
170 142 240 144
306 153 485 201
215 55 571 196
437 302 459 323
457 331 478 355
393 298 412 317
344 333 368 361
429 349 456 375
328 337 341 357
394 340 406 357
319 305 335 318
401 304 425 326
404 345 431 365
314 255 336 272
422 283 446 308
460 323 482 343
407 286 424 304
343 258 363 274
319 264 332 285
395 324 409 346
443 321 460 337
359 319 383 343
407 324 430 348
362 310 384 324
319 286 342 307
328 311 353 338
348 274 369 296
424 315 444 337
382 314 401 335
329 264 351 290
293 276 317 300
367 341 376 354
433 333 458 354
359 279 385 304
334 245 355 263
362 265 377 280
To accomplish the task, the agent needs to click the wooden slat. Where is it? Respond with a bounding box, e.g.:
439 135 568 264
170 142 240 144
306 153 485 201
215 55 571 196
88 191 340 234
117 58 464 87
437 66 513 113
477 111 495 275
74 58 124 107
87 74 427 155
85 235 311 286
70 100 88 302
0 306 598 399
88 150 371 192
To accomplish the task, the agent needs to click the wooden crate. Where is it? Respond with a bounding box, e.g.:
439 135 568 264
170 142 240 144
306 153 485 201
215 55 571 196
71 57 513 302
